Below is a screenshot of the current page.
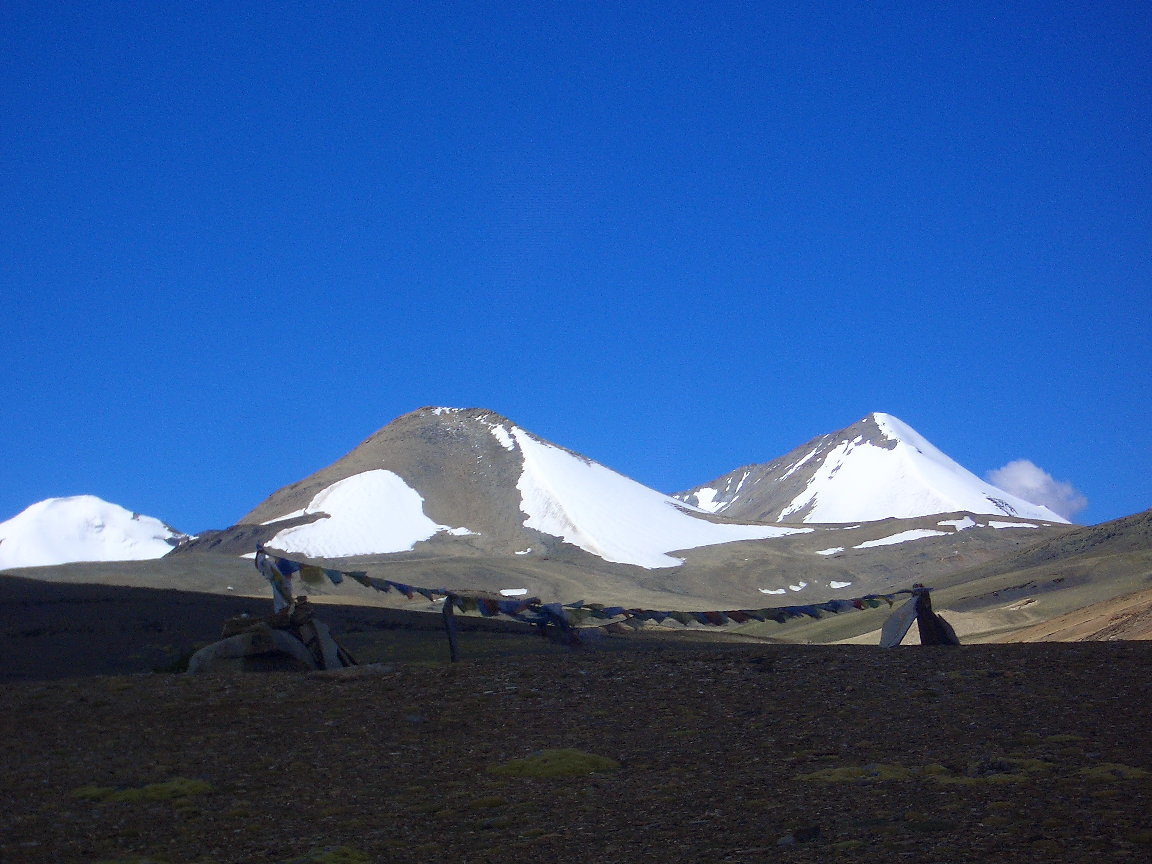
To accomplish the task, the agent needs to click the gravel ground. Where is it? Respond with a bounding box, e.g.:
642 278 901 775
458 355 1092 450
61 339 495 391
2 640 1151 864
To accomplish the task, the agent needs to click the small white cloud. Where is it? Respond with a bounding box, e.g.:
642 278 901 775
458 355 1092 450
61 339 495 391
985 460 1087 520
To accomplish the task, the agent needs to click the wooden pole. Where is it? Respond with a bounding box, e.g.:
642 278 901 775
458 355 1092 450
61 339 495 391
442 595 460 663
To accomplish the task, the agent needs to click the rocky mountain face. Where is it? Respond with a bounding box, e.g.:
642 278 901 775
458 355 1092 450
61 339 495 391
673 412 1067 525
6 409 1072 583
242 407 534 555
8 408 1109 627
184 407 807 569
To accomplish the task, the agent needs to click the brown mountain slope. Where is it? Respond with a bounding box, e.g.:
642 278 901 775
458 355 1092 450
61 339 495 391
746 508 1152 645
988 585 1152 642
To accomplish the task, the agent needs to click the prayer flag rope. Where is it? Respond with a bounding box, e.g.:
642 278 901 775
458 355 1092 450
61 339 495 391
255 548 913 632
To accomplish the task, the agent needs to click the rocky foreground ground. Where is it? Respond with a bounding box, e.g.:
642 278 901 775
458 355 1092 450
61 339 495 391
2 640 1151 864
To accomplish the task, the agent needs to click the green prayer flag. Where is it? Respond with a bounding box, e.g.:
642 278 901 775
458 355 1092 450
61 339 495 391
299 565 325 585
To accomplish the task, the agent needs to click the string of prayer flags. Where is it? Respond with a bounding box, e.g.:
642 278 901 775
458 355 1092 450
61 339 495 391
254 549 297 612
255 548 912 634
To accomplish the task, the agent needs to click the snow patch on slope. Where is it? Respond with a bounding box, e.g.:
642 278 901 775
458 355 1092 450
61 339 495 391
0 496 183 569
778 413 1067 524
853 529 949 549
262 508 307 525
489 424 515 451
692 488 724 513
938 516 976 532
267 470 474 558
511 428 811 568
780 447 820 481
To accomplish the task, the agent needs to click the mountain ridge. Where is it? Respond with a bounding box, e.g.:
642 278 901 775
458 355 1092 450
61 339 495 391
2 408 1076 575
674 412 1066 525
202 407 810 569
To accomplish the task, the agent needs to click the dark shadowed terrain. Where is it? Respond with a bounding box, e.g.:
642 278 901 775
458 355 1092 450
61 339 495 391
0 575 564 682
2 596 1151 863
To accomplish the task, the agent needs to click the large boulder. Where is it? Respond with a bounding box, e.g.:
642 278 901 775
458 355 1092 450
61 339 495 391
186 625 318 673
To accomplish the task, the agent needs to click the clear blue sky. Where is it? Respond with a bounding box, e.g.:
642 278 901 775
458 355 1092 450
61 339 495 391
1 1 1149 532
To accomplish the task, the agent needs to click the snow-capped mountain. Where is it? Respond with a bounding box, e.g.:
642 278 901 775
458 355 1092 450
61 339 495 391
674 413 1068 525
230 407 810 569
0 496 188 569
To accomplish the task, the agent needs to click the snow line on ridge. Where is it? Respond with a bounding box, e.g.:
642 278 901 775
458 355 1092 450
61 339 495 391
511 427 811 569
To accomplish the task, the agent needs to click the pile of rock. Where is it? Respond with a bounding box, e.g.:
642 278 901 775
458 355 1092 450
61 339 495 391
187 597 357 673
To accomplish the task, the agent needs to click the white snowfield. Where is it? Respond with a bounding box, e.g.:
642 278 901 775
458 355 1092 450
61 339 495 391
0 495 181 569
938 516 977 532
511 428 811 569
778 413 1068 524
267 469 475 558
853 528 949 549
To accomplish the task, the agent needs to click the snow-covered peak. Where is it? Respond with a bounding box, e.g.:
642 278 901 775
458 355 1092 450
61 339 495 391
0 496 186 569
250 407 814 569
676 413 1069 524
510 427 809 568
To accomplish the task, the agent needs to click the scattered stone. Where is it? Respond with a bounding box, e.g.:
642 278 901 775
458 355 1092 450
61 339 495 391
468 796 508 809
279 847 371 864
794 825 821 842
310 663 395 680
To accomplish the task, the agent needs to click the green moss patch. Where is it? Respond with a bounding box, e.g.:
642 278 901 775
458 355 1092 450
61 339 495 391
929 757 1052 785
796 764 914 782
487 748 620 778
802 757 1056 786
70 778 211 803
1077 763 1147 782
72 785 116 801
